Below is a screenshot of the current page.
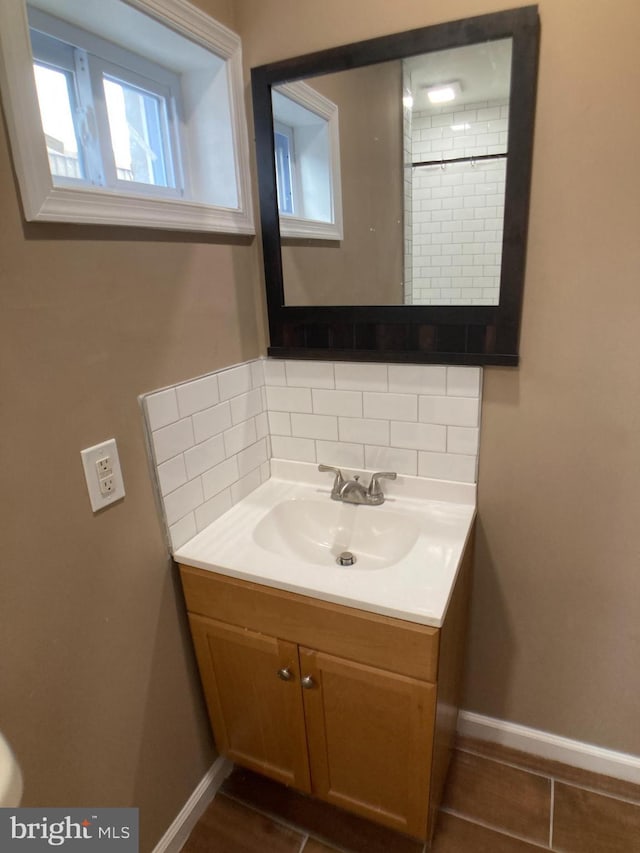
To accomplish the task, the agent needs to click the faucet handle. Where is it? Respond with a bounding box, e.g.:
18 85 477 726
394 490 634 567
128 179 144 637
318 464 346 495
367 471 397 498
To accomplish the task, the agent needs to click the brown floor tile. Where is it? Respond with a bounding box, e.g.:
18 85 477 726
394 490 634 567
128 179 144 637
553 782 640 852
442 750 551 844
431 812 548 852
222 767 423 853
302 840 343 853
181 793 304 853
456 736 640 804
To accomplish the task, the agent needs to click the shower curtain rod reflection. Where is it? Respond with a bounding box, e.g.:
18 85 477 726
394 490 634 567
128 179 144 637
412 152 508 169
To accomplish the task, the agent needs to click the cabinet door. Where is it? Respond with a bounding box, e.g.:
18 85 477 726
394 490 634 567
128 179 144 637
189 614 311 791
299 647 435 840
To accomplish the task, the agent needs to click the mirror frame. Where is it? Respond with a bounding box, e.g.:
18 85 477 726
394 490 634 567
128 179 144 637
251 6 539 366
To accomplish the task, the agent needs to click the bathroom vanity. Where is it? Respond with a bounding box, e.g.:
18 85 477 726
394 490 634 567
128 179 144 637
175 467 475 842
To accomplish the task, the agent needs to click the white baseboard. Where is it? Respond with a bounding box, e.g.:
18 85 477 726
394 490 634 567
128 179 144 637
457 710 640 785
152 756 233 853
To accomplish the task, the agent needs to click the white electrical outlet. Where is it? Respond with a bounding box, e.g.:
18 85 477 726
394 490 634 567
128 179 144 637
99 474 115 496
81 438 125 512
96 456 112 476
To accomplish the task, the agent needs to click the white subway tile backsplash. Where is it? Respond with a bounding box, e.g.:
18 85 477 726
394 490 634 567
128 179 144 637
184 434 226 480
202 457 239 500
271 435 316 462
335 363 388 391
285 360 335 389
192 401 232 444
316 440 365 469
146 388 179 430
263 359 286 386
418 395 480 427
230 388 263 425
390 421 447 452
231 468 262 504
312 389 362 417
218 364 252 401
169 513 197 551
237 439 268 477
152 418 194 464
268 411 291 436
448 426 480 455
157 454 188 497
255 411 269 440
251 359 265 389
195 490 232 532
223 419 258 456
364 445 417 476
176 374 219 417
266 385 313 413
338 417 389 446
163 478 204 526
364 392 417 422
291 413 339 441
447 366 482 397
142 357 482 553
418 451 477 483
388 364 446 395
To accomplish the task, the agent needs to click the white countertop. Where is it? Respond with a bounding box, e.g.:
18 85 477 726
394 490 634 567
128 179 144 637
174 461 476 628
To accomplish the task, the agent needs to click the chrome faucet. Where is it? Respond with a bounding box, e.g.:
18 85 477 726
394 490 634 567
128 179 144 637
318 465 397 506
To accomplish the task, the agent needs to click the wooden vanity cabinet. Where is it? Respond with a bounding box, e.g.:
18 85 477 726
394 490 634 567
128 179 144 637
179 534 472 843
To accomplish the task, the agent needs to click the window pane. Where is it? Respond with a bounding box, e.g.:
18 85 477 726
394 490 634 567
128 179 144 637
103 76 173 187
274 130 294 214
33 63 83 180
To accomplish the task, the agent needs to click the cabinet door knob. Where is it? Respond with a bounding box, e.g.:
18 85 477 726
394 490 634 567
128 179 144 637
301 675 315 689
277 667 293 681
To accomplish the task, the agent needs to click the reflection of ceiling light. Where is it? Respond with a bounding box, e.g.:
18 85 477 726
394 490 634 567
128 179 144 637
451 123 471 131
403 94 414 109
425 80 462 104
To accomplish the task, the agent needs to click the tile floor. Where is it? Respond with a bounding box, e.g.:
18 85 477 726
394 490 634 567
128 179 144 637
181 737 640 852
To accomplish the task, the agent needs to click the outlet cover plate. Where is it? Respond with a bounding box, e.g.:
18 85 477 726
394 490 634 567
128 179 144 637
81 438 125 511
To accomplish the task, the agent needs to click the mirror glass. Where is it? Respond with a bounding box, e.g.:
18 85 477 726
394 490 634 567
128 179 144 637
278 39 512 308
251 6 539 365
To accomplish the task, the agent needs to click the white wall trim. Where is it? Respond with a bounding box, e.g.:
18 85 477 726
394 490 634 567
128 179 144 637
151 756 233 853
458 711 640 785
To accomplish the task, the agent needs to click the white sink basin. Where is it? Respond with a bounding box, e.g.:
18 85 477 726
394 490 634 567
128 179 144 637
0 730 22 807
174 462 476 627
253 498 420 568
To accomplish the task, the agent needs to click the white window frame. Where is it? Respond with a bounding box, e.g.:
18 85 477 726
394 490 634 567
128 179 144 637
0 0 254 234
273 81 343 241
30 10 185 198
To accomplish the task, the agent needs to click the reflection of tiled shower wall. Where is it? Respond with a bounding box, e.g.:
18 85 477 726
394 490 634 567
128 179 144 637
403 66 413 305
409 99 508 305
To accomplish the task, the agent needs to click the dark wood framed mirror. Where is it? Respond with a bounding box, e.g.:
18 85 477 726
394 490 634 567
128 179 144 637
251 6 539 366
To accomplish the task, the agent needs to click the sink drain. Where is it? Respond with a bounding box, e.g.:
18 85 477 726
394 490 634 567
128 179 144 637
337 551 356 566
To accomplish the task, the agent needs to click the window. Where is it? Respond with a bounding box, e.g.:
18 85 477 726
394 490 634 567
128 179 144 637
0 0 254 233
274 123 295 215
271 82 342 240
30 13 183 198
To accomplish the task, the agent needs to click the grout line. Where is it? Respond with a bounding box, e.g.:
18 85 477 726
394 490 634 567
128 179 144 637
549 778 554 849
554 778 640 808
455 744 553 782
439 808 552 850
221 791 315 843
456 745 640 806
